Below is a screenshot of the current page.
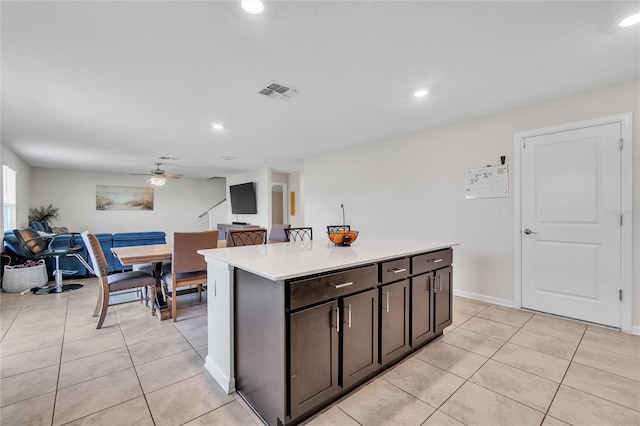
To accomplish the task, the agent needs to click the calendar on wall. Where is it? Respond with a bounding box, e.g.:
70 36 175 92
465 165 509 199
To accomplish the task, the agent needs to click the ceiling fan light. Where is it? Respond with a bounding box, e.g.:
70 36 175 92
150 176 166 187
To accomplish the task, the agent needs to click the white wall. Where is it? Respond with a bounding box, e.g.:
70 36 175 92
2 144 32 230
288 171 304 227
271 171 289 226
30 168 227 240
226 168 270 227
225 169 306 230
304 80 640 328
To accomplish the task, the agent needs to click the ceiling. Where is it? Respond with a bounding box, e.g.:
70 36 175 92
2 1 638 179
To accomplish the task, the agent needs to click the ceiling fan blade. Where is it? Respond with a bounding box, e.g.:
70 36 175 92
165 173 182 179
129 173 155 176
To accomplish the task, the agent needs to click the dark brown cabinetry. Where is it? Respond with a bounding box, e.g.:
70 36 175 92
341 288 378 388
411 273 435 346
379 279 410 365
289 300 339 420
288 265 379 421
434 266 452 333
289 288 380 419
411 249 453 343
234 248 453 426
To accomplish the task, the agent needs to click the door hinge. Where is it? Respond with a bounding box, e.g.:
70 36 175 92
619 289 623 301
523 139 526 149
619 139 623 150
620 214 623 226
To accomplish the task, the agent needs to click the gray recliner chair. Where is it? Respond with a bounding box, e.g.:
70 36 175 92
13 228 94 293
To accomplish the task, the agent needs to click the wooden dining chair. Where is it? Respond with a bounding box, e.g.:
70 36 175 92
82 232 157 329
227 228 267 247
285 227 313 242
161 230 219 322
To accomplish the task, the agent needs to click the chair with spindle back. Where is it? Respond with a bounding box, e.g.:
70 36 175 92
227 228 267 247
285 227 313 242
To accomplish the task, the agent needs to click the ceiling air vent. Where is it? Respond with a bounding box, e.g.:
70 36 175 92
258 81 299 100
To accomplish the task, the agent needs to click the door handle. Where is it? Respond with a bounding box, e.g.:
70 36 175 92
331 281 353 289
523 228 539 235
383 291 390 312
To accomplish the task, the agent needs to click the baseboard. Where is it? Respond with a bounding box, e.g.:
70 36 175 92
452 290 640 335
204 355 235 394
453 289 514 308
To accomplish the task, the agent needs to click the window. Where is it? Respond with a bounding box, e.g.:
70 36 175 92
3 165 17 230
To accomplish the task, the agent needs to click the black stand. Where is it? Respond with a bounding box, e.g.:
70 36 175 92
34 283 83 295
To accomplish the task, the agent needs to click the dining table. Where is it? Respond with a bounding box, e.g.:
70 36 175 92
111 240 228 321
111 243 173 321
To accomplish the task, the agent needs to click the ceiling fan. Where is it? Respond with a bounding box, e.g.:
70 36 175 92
130 162 183 186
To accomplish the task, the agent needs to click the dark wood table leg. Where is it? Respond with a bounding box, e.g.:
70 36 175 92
153 262 172 320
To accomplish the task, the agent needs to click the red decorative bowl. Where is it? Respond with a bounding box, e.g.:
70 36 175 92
328 230 359 246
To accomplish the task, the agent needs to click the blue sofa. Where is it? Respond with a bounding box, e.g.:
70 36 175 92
3 229 166 278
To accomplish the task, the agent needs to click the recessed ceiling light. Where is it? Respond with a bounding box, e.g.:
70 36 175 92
222 156 236 161
260 160 267 164
241 0 264 14
619 13 640 27
212 123 224 130
414 89 429 98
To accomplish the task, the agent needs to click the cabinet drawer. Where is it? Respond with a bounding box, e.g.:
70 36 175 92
412 249 452 275
289 264 377 310
379 258 410 284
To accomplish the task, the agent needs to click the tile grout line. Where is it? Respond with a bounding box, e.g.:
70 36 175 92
56 291 142 425
414 305 511 425
114 304 158 426
336 406 363 426
437 304 600 424
0 303 23 343
540 323 588 425
176 399 238 426
50 294 72 426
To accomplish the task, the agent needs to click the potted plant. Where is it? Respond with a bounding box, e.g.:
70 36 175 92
28 204 60 224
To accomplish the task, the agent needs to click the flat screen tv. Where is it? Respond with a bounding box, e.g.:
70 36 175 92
230 182 257 214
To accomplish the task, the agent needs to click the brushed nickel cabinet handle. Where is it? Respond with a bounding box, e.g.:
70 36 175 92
336 307 340 333
427 258 443 263
386 291 390 312
331 282 353 289
389 267 407 274
347 303 352 328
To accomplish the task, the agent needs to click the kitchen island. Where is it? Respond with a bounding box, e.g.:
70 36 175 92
199 237 456 426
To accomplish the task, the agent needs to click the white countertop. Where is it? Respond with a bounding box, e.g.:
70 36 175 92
198 237 457 281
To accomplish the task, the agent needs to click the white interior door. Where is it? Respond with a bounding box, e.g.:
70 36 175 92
521 122 621 327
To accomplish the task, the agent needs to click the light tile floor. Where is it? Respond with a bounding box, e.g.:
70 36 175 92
1 278 639 425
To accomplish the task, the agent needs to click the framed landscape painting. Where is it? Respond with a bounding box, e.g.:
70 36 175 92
96 185 154 211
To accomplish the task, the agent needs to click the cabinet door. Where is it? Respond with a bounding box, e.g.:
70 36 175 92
289 300 339 420
380 280 409 365
342 289 378 388
434 266 453 334
411 274 434 346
